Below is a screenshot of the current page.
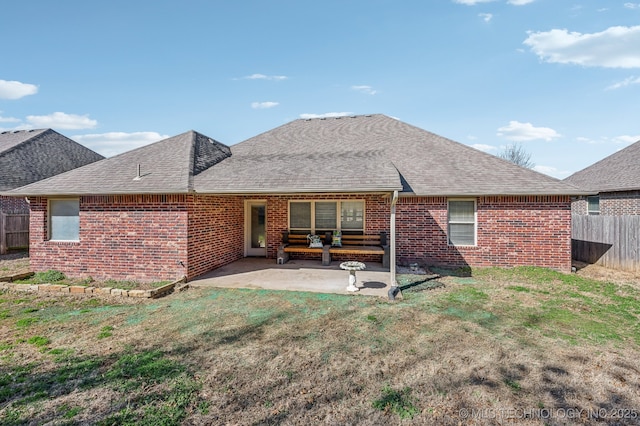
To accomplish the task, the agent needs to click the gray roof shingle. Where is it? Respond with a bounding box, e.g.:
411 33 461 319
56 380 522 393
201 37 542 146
5 130 230 196
0 129 104 191
5 115 586 197
196 114 584 196
564 139 640 193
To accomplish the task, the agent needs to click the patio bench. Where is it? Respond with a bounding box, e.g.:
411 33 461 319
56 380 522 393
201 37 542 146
277 232 389 268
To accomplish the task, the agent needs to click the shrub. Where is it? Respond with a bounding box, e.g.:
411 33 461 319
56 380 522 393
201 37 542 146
32 270 66 284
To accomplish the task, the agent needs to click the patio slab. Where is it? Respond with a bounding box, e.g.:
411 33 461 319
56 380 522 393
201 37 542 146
188 258 392 297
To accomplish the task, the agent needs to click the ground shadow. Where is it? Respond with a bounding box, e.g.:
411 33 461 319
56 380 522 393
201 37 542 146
571 239 613 265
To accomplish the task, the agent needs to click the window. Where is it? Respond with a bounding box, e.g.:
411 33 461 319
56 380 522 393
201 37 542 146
587 196 600 215
289 200 364 234
49 199 80 241
448 199 476 246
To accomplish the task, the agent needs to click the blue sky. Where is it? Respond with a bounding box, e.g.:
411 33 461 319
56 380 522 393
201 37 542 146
1 0 639 179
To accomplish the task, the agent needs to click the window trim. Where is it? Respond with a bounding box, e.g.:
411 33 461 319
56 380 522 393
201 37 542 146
447 198 477 247
587 196 600 215
288 200 365 234
48 198 80 242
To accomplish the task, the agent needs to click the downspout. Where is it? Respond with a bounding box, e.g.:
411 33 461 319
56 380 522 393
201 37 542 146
388 190 400 300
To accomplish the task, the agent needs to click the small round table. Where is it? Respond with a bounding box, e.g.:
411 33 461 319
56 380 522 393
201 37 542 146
340 261 366 292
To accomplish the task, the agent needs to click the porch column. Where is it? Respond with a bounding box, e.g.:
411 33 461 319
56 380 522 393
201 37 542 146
389 190 399 298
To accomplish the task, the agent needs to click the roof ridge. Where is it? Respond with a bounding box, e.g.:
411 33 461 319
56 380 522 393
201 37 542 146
297 113 382 122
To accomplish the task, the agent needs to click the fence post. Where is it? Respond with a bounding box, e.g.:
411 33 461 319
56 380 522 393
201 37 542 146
0 212 6 255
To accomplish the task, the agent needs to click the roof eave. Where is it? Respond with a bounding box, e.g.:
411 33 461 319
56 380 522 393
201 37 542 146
194 186 403 195
3 189 193 197
407 190 595 197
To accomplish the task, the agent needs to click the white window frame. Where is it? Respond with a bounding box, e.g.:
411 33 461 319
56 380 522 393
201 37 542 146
447 198 477 246
48 198 80 241
587 196 600 215
288 200 365 234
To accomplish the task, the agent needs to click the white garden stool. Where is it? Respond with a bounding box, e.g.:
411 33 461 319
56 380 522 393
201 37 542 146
340 261 366 292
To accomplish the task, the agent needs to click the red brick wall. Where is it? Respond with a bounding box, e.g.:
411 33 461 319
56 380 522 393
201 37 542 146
27 192 572 282
0 195 29 213
29 195 189 282
395 196 572 272
601 191 640 215
571 191 640 216
187 195 244 279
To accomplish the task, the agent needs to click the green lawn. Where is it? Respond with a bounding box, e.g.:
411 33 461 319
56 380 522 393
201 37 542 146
1 267 639 425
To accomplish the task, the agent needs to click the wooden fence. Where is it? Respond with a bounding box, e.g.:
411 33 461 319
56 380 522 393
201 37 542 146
572 214 640 273
0 212 29 254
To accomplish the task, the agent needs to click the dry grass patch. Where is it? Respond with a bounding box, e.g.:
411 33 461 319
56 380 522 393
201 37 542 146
1 266 640 424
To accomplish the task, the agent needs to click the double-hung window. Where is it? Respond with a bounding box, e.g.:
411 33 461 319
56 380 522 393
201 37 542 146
49 199 80 241
587 196 600 215
289 200 364 234
448 199 476 246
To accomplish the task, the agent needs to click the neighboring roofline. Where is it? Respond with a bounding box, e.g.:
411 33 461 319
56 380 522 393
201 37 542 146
0 128 48 158
586 186 640 194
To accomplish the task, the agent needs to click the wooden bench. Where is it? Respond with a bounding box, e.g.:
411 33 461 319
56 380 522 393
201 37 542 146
277 232 389 267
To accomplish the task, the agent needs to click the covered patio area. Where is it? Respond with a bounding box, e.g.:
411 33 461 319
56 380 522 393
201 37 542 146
188 258 392 297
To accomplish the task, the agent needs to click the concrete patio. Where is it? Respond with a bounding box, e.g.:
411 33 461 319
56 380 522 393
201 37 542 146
188 258 392 297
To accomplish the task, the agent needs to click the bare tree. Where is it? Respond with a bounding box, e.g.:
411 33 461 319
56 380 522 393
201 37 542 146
498 143 535 169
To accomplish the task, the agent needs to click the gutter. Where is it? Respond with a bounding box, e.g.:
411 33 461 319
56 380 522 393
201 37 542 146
388 190 400 300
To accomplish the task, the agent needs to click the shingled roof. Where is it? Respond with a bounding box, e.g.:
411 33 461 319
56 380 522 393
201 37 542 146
564 139 640 193
196 114 583 196
6 131 230 196
6 115 586 197
0 129 104 191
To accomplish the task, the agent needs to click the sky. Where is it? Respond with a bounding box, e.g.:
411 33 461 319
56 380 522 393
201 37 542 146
1 0 639 179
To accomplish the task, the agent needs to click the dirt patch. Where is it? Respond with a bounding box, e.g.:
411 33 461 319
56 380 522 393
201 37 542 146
574 261 640 287
0 252 169 290
0 250 29 276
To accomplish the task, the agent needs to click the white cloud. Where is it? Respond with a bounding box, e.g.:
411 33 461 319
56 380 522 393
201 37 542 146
576 136 599 144
508 0 535 5
0 80 38 100
0 112 20 123
351 85 377 95
479 13 493 22
497 121 561 141
299 112 353 119
251 101 279 109
624 3 640 9
25 112 97 130
73 131 169 157
533 165 571 179
240 73 288 81
606 75 640 90
613 134 640 144
471 144 497 152
524 26 640 68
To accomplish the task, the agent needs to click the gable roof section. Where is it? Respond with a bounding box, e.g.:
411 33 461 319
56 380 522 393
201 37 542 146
6 131 230 196
196 114 583 196
6 115 586 197
0 129 104 191
564 139 640 193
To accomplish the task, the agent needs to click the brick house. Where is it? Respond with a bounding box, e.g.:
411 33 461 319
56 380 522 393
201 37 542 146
564 139 640 216
0 129 104 213
4 115 586 282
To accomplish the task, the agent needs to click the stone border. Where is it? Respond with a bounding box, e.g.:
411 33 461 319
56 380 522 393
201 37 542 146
0 275 187 299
